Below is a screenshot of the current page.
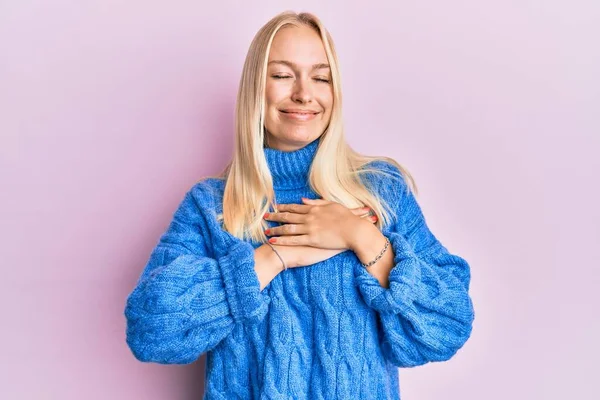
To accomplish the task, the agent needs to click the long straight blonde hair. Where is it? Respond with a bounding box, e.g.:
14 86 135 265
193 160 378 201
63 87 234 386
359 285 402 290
212 11 417 243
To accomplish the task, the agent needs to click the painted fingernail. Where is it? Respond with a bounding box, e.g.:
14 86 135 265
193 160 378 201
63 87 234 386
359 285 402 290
264 229 271 235
268 238 277 243
263 213 270 218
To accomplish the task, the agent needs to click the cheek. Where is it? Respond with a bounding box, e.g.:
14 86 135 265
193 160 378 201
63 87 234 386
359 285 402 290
320 95 333 115
318 90 334 115
265 84 287 108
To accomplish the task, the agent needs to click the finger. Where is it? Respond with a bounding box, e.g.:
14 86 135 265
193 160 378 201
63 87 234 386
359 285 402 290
268 235 310 246
265 224 307 237
264 211 305 224
301 197 331 205
350 207 372 216
359 214 378 223
274 203 311 214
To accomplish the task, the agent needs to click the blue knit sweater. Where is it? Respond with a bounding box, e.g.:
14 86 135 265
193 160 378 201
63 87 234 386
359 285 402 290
124 138 475 399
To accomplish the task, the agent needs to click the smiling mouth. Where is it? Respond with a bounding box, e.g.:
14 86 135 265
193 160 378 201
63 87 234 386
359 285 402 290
282 111 316 113
278 110 320 121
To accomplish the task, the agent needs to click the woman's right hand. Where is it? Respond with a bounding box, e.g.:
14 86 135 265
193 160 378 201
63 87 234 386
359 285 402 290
256 242 341 290
269 244 345 269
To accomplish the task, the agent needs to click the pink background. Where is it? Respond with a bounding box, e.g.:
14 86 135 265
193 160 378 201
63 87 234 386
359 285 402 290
2 1 598 399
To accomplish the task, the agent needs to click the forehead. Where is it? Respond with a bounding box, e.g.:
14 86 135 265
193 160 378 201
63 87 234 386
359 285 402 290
268 25 328 66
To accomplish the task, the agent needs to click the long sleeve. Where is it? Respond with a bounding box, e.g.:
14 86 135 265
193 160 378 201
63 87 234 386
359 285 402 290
354 165 475 368
124 185 270 364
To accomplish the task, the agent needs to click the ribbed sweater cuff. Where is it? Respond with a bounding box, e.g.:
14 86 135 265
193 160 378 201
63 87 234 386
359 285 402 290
354 231 420 315
218 240 270 324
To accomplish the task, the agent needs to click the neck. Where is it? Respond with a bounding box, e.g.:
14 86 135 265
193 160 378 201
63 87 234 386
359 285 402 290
264 137 320 190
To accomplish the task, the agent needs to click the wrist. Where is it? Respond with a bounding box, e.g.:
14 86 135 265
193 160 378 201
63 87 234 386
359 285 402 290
269 243 299 269
351 220 388 263
259 244 285 273
351 228 393 288
254 244 283 290
348 218 380 252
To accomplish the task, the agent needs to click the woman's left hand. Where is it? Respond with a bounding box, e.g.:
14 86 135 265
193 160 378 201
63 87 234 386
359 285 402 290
263 198 377 251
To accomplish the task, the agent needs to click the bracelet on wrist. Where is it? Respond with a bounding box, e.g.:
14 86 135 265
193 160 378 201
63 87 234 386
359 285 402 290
266 242 287 271
360 237 390 268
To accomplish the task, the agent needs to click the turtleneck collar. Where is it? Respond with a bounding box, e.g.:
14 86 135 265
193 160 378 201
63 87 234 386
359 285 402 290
264 137 320 190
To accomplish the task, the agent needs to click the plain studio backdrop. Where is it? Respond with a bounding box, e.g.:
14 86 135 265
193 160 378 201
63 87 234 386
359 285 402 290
1 0 598 399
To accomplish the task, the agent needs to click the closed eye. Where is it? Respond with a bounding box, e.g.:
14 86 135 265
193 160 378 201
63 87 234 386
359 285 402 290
272 75 331 84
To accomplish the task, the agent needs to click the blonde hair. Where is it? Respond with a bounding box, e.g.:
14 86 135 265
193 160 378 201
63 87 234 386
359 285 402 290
209 10 417 242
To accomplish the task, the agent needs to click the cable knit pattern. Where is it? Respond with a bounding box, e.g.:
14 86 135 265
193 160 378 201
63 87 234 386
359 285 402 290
124 137 475 399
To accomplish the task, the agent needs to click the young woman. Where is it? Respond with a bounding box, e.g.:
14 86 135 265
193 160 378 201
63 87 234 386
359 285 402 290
124 11 475 399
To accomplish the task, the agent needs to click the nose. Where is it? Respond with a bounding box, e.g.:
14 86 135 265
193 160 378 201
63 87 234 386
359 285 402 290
291 77 313 104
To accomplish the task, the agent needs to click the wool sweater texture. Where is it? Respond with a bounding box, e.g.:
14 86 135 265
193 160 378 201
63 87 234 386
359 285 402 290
124 138 475 399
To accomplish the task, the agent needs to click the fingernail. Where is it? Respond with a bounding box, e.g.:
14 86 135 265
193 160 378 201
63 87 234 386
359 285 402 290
263 213 270 218
268 238 277 243
264 229 271 235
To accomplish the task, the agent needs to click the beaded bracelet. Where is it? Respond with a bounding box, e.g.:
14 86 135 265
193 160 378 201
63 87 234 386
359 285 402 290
360 237 390 268
266 241 287 271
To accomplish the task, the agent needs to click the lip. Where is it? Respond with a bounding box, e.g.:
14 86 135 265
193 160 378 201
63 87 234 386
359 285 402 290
279 109 320 122
280 109 320 114
279 110 319 121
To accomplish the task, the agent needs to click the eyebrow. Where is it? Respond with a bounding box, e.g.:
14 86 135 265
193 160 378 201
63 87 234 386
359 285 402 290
268 60 330 70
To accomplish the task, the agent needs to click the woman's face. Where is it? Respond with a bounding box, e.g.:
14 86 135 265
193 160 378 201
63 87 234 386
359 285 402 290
264 25 333 151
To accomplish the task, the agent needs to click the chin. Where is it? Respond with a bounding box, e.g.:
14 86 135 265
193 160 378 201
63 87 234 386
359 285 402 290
283 131 319 143
267 133 314 148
